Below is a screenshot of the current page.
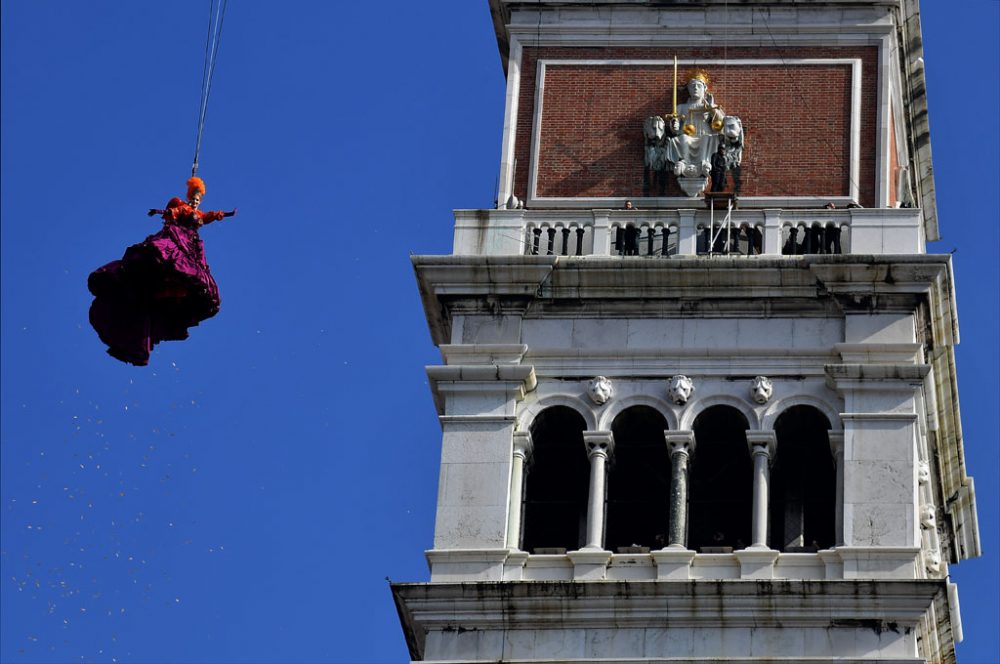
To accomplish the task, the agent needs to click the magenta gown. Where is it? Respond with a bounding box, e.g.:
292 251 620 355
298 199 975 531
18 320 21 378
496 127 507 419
88 198 227 366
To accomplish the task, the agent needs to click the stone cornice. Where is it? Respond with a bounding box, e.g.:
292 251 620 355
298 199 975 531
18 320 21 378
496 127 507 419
825 363 931 392
393 577 948 633
426 364 537 418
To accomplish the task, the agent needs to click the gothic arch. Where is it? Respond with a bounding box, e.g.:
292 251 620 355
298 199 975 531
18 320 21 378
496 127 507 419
761 395 842 432
679 394 760 431
597 394 677 431
517 394 597 433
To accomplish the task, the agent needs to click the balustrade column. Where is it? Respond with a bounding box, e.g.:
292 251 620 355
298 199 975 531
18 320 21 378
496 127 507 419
664 430 696 548
828 431 845 546
746 431 777 549
582 431 615 550
506 431 533 549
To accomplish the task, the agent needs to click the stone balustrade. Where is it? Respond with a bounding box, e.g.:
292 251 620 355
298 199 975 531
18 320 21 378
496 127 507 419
452 207 924 257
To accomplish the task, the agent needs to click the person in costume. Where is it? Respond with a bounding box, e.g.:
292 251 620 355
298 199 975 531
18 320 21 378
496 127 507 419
88 177 237 366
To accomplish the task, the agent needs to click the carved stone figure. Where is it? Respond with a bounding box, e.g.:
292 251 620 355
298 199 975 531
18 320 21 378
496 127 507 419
918 460 931 485
588 376 614 405
642 116 670 196
925 549 941 574
750 376 773 404
920 504 937 530
639 69 747 198
667 375 695 405
719 116 744 195
665 71 725 180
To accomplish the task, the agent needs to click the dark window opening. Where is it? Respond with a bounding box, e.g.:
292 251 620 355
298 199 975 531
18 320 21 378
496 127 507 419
770 406 835 551
605 406 670 552
689 406 752 552
521 407 589 553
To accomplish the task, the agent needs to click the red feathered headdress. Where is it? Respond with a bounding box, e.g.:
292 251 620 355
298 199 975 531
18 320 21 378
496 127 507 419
186 177 206 199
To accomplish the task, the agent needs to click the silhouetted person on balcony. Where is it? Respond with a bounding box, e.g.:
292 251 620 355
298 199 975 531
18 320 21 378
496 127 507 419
710 145 728 193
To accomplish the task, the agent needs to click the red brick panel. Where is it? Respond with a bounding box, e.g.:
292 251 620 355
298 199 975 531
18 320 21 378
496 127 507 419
514 47 878 207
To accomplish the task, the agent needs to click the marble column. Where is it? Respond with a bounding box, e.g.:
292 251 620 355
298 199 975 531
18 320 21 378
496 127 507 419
664 430 696 548
582 431 615 550
746 431 777 549
506 431 533 550
828 430 845 546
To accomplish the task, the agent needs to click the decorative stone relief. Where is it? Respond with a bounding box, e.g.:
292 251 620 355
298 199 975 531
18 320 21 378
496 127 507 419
925 549 941 574
920 505 937 530
667 375 695 405
918 460 931 486
749 376 773 404
642 69 746 198
587 376 614 405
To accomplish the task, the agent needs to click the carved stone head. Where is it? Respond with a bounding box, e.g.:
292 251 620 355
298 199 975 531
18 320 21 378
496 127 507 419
750 376 773 404
643 115 665 142
687 77 707 104
722 116 743 143
925 550 941 574
918 460 931 486
588 376 614 405
920 505 937 530
667 375 695 405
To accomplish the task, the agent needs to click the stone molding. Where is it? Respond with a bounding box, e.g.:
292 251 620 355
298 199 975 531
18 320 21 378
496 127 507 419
745 430 777 459
511 430 533 460
567 549 613 580
393 577 949 633
439 343 528 365
734 548 781 579
427 364 537 417
651 547 697 580
582 430 614 459
664 430 696 457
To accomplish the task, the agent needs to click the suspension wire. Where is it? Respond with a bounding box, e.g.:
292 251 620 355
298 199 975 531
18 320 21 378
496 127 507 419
192 0 230 177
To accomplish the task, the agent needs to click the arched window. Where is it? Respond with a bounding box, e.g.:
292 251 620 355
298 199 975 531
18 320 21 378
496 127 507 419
521 406 589 553
689 406 752 552
770 406 835 551
606 406 670 552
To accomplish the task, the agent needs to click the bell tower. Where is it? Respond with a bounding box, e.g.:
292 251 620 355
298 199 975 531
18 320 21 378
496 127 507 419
393 1 980 662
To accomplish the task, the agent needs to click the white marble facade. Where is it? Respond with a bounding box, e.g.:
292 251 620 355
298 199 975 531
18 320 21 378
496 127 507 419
392 1 978 662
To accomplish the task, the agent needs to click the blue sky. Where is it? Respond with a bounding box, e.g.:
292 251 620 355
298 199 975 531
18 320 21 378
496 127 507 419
1 1 996 663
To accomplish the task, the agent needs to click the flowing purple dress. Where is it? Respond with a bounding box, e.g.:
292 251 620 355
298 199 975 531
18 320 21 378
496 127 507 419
88 198 227 366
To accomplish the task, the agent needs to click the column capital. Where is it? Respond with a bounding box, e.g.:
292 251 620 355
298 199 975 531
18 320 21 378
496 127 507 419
582 431 614 459
746 430 777 460
827 430 845 456
512 431 533 460
664 430 695 457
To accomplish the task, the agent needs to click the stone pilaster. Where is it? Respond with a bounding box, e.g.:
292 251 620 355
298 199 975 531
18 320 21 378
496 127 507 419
505 431 533 550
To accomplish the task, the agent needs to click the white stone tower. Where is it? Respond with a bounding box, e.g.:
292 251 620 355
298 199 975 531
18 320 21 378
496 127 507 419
393 2 980 662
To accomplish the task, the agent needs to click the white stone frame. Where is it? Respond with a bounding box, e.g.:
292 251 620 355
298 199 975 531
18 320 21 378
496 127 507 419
677 394 761 432
516 394 598 433
596 395 678 432
521 58 863 208
760 394 844 432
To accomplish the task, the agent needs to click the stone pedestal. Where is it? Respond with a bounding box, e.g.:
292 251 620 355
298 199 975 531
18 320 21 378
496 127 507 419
677 176 708 197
